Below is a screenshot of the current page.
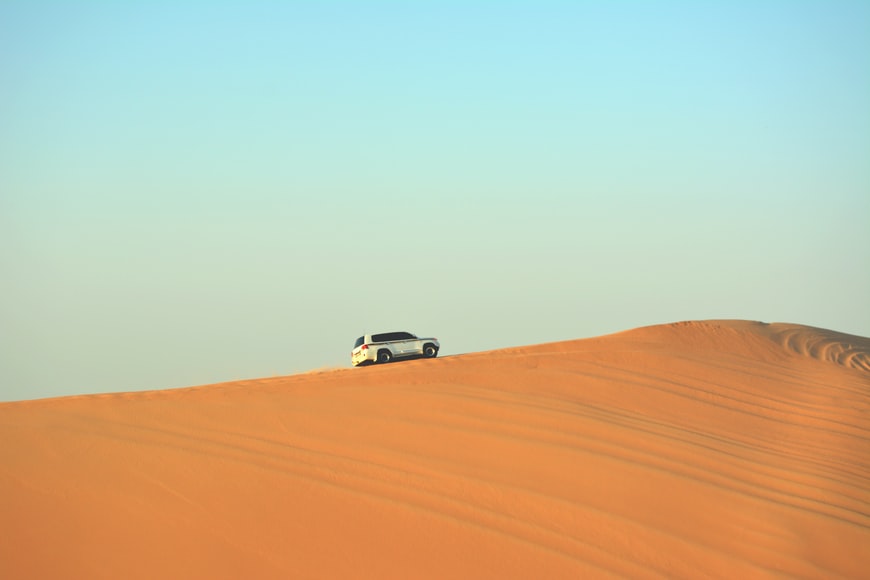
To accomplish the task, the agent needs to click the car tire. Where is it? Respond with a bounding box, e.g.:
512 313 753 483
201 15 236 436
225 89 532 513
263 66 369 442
377 350 393 364
423 344 438 358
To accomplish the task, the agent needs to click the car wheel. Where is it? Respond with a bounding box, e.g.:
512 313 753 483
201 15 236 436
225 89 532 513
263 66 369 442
423 344 438 358
377 350 392 364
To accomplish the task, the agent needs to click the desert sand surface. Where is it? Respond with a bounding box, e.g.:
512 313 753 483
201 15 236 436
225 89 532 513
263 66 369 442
2 320 869 579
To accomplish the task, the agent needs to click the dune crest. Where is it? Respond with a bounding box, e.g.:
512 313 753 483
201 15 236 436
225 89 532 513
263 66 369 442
620 319 870 372
771 324 870 372
2 320 868 579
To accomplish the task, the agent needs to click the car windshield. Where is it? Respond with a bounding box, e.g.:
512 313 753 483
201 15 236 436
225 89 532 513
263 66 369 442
354 336 365 348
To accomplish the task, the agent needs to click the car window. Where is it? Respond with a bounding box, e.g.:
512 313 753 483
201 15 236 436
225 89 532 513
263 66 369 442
354 336 365 348
371 332 416 343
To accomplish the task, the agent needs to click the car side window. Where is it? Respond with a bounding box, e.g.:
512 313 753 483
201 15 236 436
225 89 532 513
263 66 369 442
370 332 416 343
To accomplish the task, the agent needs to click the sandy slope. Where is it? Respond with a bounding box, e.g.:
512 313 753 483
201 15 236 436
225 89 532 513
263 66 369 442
1 320 868 579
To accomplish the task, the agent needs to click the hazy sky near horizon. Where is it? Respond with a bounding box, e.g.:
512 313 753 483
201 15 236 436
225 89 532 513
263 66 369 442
2 1 869 401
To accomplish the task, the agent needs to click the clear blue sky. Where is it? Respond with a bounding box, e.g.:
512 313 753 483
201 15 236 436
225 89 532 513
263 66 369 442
2 1 868 401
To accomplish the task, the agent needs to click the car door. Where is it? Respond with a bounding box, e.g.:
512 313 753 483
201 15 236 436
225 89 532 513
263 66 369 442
370 333 392 356
373 332 403 356
394 332 419 356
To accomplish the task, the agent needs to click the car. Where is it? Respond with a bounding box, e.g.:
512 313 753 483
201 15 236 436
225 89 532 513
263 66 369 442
351 331 440 366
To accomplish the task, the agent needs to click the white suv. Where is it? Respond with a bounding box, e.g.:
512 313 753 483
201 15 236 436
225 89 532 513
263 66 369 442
352 332 440 366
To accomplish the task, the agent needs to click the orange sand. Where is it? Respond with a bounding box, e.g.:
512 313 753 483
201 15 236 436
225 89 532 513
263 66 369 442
2 320 868 579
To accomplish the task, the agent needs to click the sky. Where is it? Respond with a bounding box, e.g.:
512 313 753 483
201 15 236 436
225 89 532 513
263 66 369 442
2 1 869 401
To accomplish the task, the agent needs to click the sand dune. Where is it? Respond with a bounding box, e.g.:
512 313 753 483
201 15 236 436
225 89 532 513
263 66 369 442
2 320 868 579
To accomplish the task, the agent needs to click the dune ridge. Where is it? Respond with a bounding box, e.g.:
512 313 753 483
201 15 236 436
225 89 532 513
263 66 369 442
1 320 868 579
